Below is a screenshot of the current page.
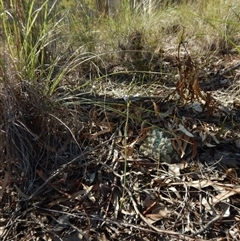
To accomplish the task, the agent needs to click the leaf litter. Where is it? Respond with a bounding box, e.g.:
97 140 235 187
1 44 240 241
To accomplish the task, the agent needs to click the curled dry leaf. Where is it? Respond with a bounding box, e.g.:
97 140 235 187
172 133 193 158
178 124 194 138
145 205 172 224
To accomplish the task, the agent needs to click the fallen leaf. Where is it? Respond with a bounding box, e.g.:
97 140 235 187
179 124 194 138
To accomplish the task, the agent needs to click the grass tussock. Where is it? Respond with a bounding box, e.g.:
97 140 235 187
1 0 240 240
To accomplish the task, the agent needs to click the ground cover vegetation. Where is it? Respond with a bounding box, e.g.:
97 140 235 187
1 0 240 240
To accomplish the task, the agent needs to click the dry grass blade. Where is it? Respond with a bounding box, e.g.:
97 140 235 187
28 139 111 200
113 170 208 241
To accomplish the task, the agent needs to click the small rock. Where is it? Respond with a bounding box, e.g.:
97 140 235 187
139 128 180 163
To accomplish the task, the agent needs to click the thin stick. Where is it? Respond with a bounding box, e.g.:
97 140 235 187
28 139 110 200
